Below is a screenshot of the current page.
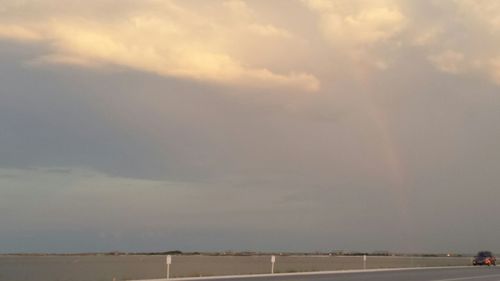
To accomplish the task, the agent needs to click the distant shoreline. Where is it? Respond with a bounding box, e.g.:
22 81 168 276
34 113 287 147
0 251 470 257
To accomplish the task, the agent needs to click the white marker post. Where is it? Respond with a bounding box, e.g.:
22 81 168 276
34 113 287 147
363 255 367 270
271 255 276 274
166 255 172 279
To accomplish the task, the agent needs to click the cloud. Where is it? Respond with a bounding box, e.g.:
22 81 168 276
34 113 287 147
0 24 43 41
29 54 104 68
296 0 500 86
453 0 500 30
490 57 500 85
300 0 406 72
3 0 500 89
301 0 405 46
411 1 500 85
247 23 292 38
0 0 319 92
4 1 500 254
428 50 466 74
0 166 359 251
411 27 443 47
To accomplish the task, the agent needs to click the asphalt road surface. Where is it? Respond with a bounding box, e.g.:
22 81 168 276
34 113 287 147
168 267 500 281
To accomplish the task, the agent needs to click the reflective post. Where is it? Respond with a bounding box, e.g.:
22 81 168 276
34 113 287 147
166 255 172 279
271 255 276 274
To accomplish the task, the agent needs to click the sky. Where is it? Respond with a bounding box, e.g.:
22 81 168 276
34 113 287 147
1 0 500 254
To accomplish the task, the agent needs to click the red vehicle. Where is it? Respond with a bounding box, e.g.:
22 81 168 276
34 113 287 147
473 251 496 266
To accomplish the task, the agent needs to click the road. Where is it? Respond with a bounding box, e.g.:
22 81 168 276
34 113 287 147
221 267 500 281
150 267 500 281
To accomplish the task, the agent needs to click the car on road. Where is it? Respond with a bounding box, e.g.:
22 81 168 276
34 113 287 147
472 251 496 266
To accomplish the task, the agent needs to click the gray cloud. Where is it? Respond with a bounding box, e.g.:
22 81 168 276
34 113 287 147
1 1 500 254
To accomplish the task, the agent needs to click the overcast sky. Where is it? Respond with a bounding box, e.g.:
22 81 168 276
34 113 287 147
1 0 500 254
